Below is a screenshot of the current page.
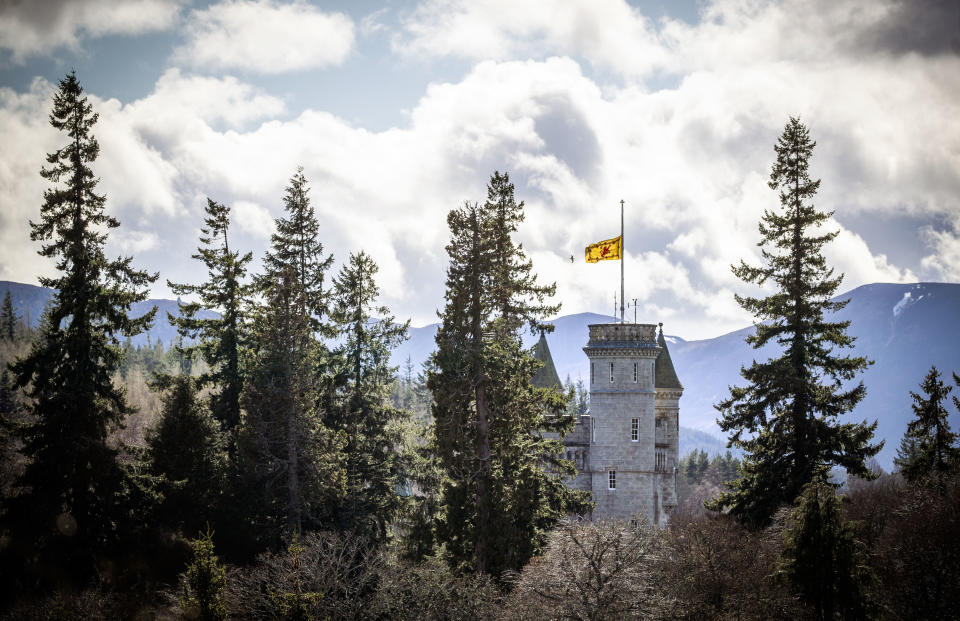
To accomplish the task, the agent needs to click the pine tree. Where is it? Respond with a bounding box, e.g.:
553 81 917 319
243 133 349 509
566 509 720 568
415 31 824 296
894 366 960 483
147 374 228 536
6 72 157 574
429 173 589 577
780 478 873 620
0 291 16 341
711 117 881 528
168 198 251 438
327 251 410 542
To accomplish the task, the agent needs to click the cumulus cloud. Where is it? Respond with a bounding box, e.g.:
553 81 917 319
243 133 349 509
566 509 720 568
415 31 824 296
921 218 960 282
395 0 959 76
2 0 958 339
0 0 182 61
173 0 355 73
234 200 275 238
0 78 59 283
393 0 666 75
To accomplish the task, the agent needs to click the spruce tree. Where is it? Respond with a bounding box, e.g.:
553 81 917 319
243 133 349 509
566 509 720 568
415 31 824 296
236 169 343 546
485 171 557 333
147 374 228 536
894 366 960 483
327 251 410 542
0 369 20 499
260 167 334 334
179 528 228 621
429 172 589 577
6 72 157 574
780 478 873 620
168 198 252 438
0 291 16 341
239 268 345 546
711 117 881 528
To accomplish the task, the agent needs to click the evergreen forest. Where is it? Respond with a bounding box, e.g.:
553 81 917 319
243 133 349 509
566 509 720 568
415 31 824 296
1 73 958 621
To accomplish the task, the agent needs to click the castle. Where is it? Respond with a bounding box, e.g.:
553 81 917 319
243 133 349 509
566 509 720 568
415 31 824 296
534 322 682 527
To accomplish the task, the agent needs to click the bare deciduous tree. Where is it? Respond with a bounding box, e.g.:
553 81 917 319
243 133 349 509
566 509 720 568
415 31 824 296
504 518 668 621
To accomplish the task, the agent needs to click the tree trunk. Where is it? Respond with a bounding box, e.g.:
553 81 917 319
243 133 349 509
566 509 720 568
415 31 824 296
475 375 491 575
287 392 301 535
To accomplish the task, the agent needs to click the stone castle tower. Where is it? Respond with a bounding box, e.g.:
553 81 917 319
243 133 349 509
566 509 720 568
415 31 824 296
534 321 682 527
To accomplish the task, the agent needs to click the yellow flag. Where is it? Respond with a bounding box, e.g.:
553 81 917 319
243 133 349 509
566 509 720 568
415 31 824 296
585 235 622 263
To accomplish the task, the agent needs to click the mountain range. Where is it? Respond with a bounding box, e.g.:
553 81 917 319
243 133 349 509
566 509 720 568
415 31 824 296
389 282 960 469
3 279 958 468
0 280 217 348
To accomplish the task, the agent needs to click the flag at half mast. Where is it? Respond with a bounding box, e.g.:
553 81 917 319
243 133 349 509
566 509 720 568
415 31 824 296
585 235 622 263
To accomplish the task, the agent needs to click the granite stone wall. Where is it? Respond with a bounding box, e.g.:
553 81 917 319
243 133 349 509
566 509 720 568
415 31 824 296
557 323 681 527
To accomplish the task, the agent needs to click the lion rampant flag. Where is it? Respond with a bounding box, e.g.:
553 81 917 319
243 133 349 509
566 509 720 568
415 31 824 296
585 235 622 263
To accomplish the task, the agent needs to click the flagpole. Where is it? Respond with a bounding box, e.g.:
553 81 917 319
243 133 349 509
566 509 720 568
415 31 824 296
620 199 625 323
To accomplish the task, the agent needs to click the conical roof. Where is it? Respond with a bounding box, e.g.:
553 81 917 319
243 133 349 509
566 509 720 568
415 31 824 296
655 324 682 390
531 331 563 389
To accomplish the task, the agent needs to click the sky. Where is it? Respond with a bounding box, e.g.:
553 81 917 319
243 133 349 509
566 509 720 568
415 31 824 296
0 0 958 340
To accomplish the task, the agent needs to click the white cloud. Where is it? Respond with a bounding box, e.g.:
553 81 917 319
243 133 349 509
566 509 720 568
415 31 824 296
826 227 917 286
120 68 287 137
234 200 275 237
394 0 666 75
2 0 958 340
359 8 390 37
0 79 59 283
0 0 182 61
921 218 960 282
173 0 355 74
113 230 160 254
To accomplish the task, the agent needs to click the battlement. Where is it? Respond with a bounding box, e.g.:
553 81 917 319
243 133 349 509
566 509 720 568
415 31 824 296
586 323 658 346
584 323 661 360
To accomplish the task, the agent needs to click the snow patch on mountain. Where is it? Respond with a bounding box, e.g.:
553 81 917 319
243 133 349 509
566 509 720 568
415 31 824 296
893 292 913 317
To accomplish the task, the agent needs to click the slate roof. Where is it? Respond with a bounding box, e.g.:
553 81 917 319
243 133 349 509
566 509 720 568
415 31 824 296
655 325 683 390
531 331 563 389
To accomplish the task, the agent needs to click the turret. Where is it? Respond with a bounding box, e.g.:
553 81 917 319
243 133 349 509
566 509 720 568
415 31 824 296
583 323 668 523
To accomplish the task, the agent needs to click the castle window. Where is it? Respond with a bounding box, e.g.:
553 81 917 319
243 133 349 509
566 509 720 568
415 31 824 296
633 362 638 383
631 418 639 441
609 362 614 383
591 363 594 384
608 470 616 490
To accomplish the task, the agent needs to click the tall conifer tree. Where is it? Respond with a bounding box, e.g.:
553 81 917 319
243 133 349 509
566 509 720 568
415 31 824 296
711 117 881 527
780 478 873 620
260 167 334 334
168 198 252 437
239 267 345 545
6 73 157 574
430 173 589 577
146 374 228 536
238 170 342 546
0 291 16 341
894 366 960 482
327 251 410 542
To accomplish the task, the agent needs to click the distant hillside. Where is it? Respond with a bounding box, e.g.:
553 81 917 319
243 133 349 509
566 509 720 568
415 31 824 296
670 283 960 468
391 283 960 469
6 279 958 467
0 280 218 348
